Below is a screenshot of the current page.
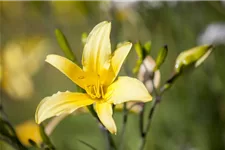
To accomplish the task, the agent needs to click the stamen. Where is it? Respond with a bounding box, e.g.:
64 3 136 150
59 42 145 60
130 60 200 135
86 85 96 99
85 78 104 99
100 85 104 98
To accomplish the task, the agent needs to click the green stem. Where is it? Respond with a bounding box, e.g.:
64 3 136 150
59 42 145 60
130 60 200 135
39 123 55 150
107 130 117 150
139 73 180 150
139 104 145 137
118 103 127 150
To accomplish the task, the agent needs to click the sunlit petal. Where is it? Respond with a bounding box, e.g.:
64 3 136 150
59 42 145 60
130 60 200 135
105 76 152 104
95 102 117 134
35 91 94 124
82 21 111 76
105 42 132 85
46 54 91 89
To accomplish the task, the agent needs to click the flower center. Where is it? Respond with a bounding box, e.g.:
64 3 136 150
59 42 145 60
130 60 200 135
85 79 105 99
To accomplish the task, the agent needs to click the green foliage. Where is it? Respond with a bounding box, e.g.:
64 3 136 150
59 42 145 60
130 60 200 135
55 29 77 63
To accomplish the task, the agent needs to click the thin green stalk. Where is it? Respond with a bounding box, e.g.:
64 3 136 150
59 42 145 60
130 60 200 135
39 124 55 150
139 105 145 137
139 73 180 150
107 130 117 150
118 103 127 150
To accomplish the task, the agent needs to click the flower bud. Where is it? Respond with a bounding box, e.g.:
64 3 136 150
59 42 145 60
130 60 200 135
175 45 213 73
154 45 168 71
115 102 143 114
138 56 160 93
133 41 152 74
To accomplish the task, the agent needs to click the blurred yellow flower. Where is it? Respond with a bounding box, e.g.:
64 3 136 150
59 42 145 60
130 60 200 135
1 37 52 100
0 63 2 83
15 120 42 147
35 21 152 134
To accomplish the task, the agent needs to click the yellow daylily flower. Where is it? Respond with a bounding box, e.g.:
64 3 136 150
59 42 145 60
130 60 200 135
35 21 152 134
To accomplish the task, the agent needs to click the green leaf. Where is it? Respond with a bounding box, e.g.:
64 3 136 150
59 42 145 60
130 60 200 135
77 139 97 150
55 29 77 63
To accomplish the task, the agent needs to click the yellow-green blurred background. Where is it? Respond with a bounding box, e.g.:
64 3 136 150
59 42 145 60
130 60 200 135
0 1 225 150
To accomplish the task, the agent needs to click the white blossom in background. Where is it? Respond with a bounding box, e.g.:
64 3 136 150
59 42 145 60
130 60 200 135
146 1 163 9
99 1 139 24
144 0 178 8
111 0 138 10
198 23 225 45
221 0 225 7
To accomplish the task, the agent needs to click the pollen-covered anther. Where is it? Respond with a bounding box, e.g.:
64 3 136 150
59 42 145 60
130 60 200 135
85 84 105 99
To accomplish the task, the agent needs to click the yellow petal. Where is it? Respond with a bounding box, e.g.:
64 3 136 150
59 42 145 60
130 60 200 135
46 54 90 89
82 21 111 76
35 91 94 124
105 76 152 104
95 102 117 134
105 42 132 85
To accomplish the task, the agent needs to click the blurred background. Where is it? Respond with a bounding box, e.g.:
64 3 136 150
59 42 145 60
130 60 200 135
0 1 225 150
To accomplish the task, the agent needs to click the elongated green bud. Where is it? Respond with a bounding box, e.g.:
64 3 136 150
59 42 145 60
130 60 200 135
143 41 151 55
133 41 152 74
133 42 143 74
154 45 168 71
175 45 213 73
